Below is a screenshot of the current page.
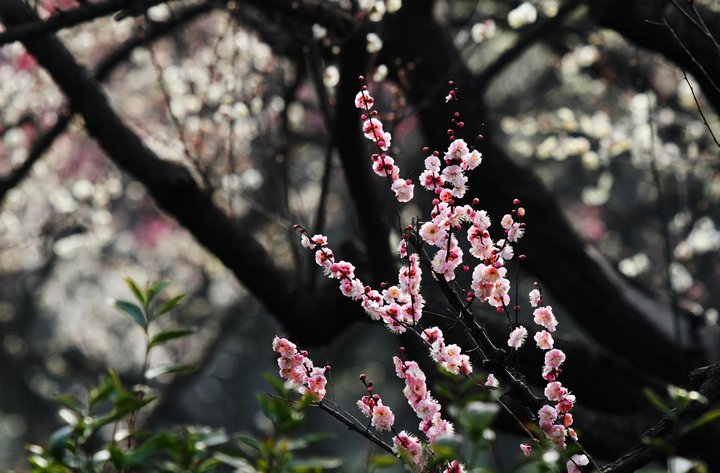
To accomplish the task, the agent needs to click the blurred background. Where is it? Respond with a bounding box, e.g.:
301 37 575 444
1 0 720 470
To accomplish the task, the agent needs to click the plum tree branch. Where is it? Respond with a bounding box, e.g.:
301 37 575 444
601 362 720 473
0 2 216 206
0 0 359 343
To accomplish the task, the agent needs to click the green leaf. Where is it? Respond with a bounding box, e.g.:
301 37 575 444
154 294 187 318
53 394 85 414
288 456 342 470
644 388 671 414
149 329 194 349
369 454 398 468
146 281 170 304
48 425 74 461
213 452 257 472
235 434 261 451
115 300 146 328
89 374 119 408
145 364 197 380
286 433 333 450
124 277 147 307
682 408 720 435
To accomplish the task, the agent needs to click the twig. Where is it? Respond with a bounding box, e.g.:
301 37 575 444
680 68 720 148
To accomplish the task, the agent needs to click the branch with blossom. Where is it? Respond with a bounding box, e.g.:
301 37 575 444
271 81 597 472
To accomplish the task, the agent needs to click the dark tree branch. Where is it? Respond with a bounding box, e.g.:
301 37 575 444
601 362 720 473
0 0 185 46
332 30 398 284
586 0 720 114
0 2 215 207
382 2 692 383
0 0 357 346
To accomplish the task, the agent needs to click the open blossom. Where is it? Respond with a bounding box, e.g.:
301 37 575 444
391 178 415 202
546 424 567 449
566 454 589 473
392 431 424 469
534 330 554 349
529 288 542 307
485 373 499 388
508 326 528 349
538 404 557 430
354 90 374 110
301 233 328 249
544 381 568 401
372 403 395 431
533 306 558 332
443 460 466 473
273 337 327 401
544 348 566 369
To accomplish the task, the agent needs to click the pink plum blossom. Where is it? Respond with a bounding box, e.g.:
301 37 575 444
508 326 528 349
372 403 395 431
354 90 374 109
534 330 554 350
529 288 542 307
544 349 566 369
566 454 589 473
443 460 466 473
533 306 558 332
392 431 424 469
520 443 532 457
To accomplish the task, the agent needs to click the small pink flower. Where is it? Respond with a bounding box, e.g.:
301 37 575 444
546 424 567 449
520 443 532 457
508 326 528 349
544 381 568 402
533 306 558 332
557 394 576 413
391 178 415 202
538 404 557 430
424 155 441 172
354 90 374 109
544 349 566 369
566 454 589 473
392 431 424 469
534 330 554 350
485 373 499 388
371 403 395 431
443 460 466 473
501 214 514 229
462 150 482 170
528 288 542 307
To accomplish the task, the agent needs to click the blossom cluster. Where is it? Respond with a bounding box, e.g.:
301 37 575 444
281 83 588 472
524 288 589 470
272 336 328 401
299 229 428 334
357 392 396 431
421 326 472 375
393 356 454 444
355 89 415 202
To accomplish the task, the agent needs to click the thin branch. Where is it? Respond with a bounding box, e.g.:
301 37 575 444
680 68 720 148
318 400 394 455
659 15 720 96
